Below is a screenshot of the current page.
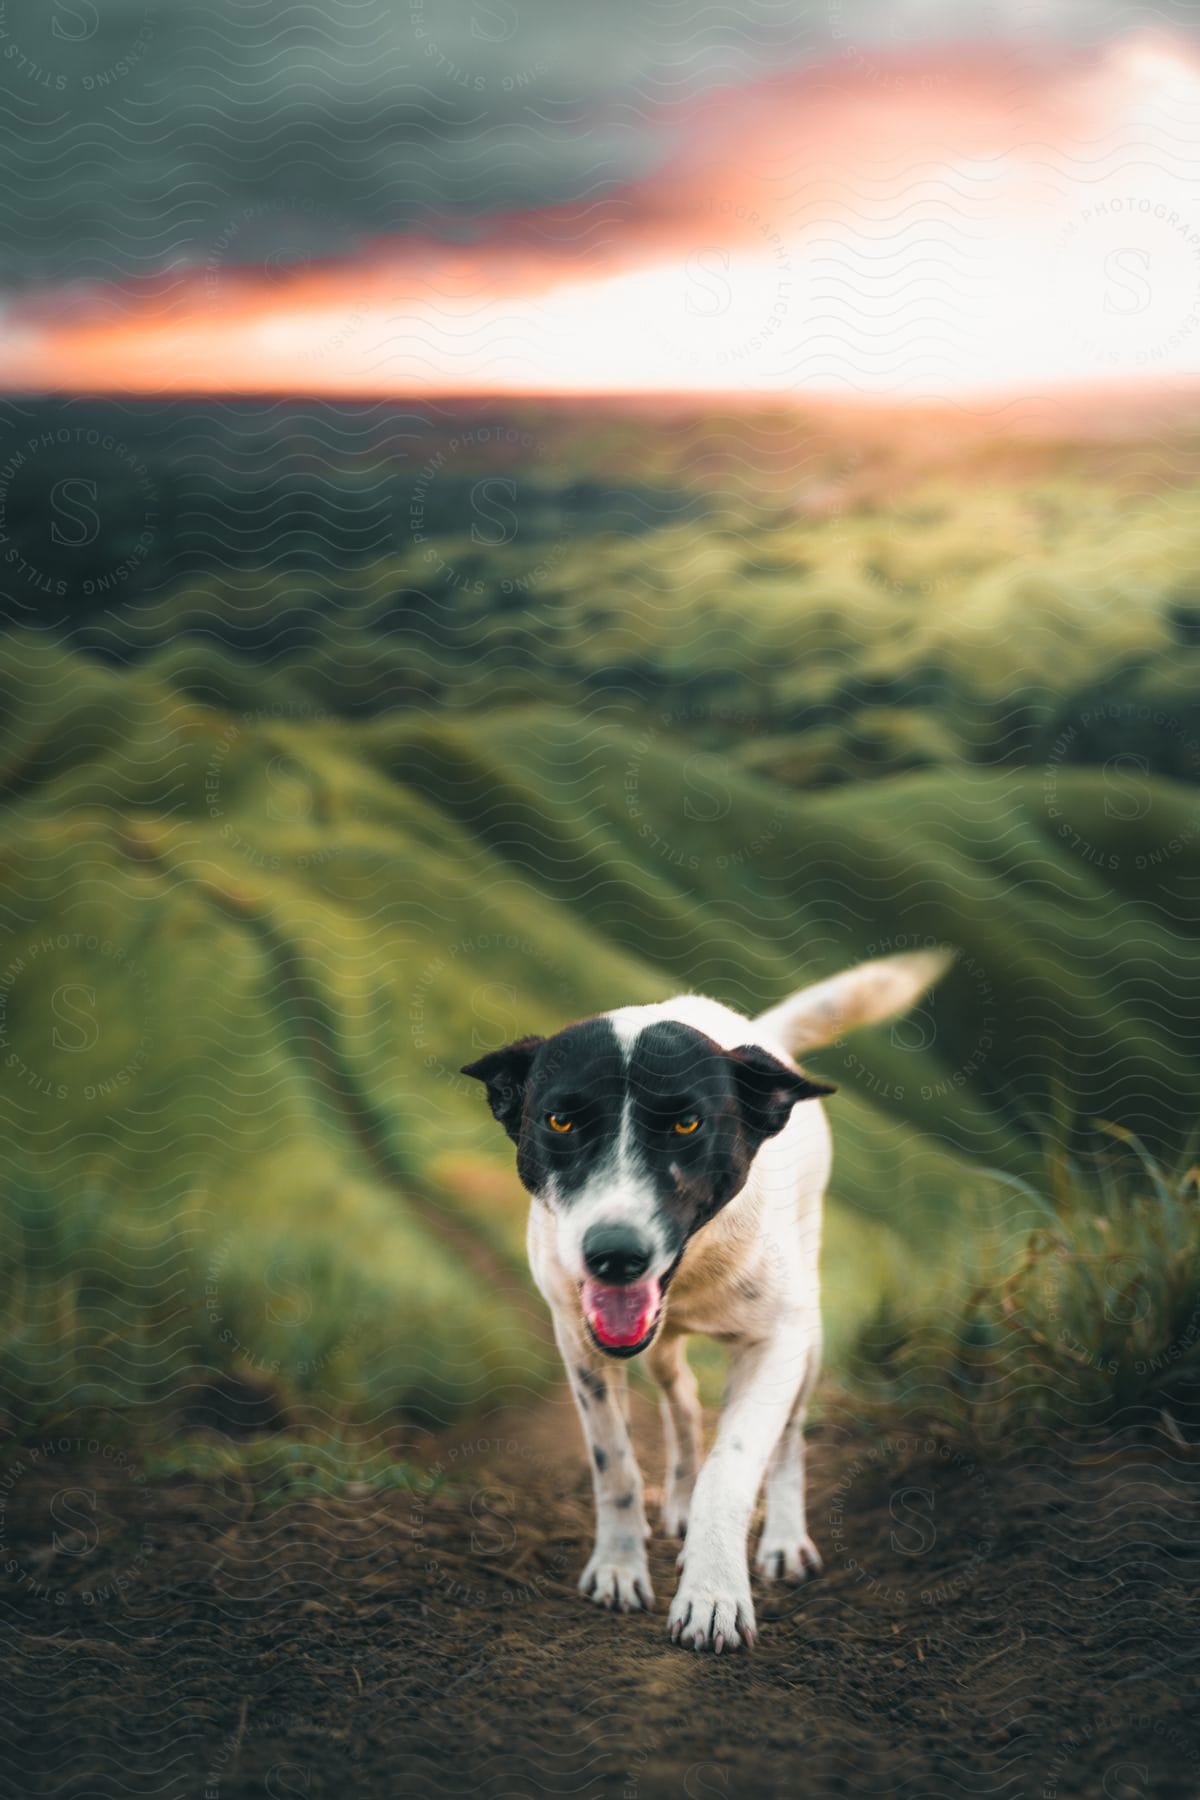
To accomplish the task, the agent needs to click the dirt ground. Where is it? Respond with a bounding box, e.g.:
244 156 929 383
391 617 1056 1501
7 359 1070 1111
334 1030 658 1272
1 1388 1198 1800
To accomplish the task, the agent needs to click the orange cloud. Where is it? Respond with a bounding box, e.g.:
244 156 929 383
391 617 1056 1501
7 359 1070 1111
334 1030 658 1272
4 33 1199 399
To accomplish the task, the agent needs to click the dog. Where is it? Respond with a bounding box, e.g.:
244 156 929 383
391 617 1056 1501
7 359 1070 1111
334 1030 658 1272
462 948 952 1653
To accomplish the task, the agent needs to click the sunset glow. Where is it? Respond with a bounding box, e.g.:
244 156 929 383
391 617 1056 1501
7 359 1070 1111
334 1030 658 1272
5 34 1199 400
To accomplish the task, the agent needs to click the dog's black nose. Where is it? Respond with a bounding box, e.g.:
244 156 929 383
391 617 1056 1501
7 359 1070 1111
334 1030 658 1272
582 1224 653 1285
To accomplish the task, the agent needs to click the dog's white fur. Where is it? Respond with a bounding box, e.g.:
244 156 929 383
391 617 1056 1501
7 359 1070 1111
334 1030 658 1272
527 948 953 1652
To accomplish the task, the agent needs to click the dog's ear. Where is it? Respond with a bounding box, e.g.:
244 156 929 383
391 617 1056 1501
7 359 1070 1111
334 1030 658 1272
461 1035 546 1142
727 1043 835 1145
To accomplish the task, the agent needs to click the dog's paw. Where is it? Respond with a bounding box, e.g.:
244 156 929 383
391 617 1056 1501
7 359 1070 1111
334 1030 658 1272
667 1565 756 1653
578 1544 654 1614
754 1531 823 1583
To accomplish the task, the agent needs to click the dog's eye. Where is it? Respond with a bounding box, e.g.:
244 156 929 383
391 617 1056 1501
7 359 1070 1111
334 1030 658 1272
546 1113 573 1133
673 1116 701 1135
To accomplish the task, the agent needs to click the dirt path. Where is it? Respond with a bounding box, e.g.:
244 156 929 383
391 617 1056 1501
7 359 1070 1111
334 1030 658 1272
2 1389 1198 1800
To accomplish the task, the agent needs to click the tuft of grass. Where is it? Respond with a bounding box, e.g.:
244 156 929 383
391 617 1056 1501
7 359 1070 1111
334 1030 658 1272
848 1131 1200 1441
142 1429 422 1505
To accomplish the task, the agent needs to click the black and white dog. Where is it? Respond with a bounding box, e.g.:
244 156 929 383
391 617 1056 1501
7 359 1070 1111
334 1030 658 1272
463 949 951 1653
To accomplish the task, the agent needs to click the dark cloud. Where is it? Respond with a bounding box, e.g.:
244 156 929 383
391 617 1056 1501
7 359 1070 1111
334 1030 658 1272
0 0 1184 286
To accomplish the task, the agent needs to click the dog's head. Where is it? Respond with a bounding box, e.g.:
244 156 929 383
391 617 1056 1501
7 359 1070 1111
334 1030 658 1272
462 1015 833 1358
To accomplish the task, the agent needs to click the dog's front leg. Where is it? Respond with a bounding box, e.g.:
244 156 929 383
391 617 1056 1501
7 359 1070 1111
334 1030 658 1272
667 1320 810 1651
551 1308 654 1614
644 1331 701 1537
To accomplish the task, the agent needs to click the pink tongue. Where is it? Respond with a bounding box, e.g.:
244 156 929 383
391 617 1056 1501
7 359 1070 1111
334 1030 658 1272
582 1276 662 1349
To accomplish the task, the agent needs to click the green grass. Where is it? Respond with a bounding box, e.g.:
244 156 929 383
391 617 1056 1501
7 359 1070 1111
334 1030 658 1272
142 1430 422 1504
847 1132 1200 1440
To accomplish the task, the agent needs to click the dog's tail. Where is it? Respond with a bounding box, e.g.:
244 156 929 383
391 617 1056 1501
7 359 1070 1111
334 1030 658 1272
754 948 956 1057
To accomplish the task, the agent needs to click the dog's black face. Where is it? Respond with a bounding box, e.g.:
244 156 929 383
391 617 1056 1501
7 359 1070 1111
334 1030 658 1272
462 1015 833 1356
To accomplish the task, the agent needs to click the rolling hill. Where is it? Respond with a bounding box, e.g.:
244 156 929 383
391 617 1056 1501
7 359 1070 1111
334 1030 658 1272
2 670 1198 1426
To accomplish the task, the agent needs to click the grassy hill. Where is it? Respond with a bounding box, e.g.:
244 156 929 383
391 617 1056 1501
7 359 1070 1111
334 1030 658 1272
1 398 1198 1437
1 681 1197 1430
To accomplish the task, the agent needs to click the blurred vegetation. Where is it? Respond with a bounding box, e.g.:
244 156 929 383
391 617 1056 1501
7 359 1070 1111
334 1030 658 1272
849 1132 1200 1441
142 1430 421 1504
1 398 1198 1445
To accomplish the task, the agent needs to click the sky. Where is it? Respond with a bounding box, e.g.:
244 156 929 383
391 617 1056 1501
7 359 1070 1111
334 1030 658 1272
1 0 1199 398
